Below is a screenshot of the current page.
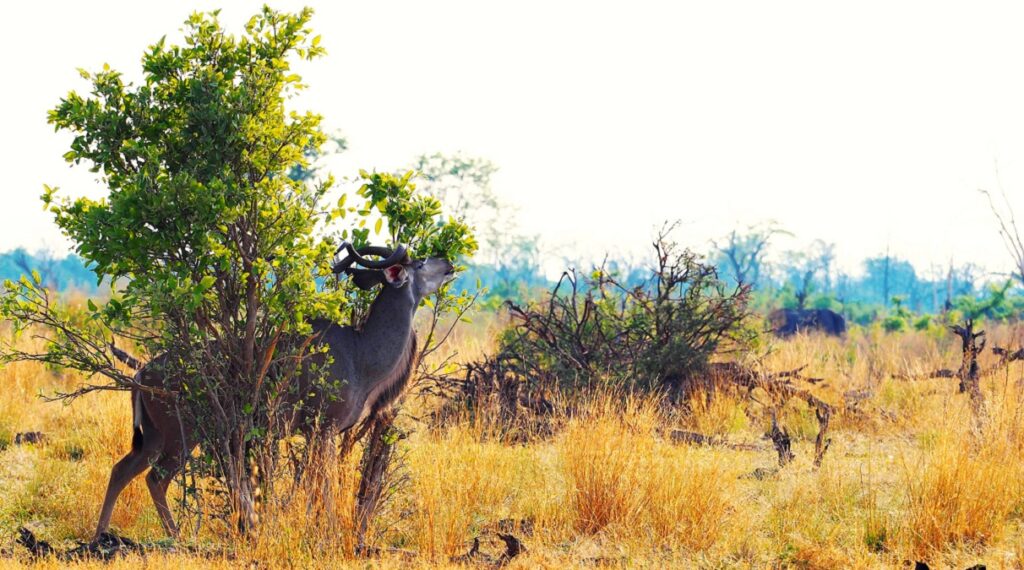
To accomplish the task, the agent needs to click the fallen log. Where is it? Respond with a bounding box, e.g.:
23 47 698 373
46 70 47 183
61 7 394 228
450 531 525 567
666 429 766 451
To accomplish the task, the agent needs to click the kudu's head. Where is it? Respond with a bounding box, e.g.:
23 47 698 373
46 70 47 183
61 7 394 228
331 242 455 302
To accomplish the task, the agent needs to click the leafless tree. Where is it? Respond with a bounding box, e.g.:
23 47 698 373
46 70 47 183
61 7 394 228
782 240 836 309
711 222 790 287
980 184 1024 286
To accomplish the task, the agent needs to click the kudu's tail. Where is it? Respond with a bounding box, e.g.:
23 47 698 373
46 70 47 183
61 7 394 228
110 343 143 370
110 343 146 451
130 390 144 452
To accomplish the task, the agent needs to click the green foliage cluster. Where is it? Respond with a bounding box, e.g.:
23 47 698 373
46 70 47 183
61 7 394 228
949 281 1024 322
344 170 478 329
354 170 476 261
754 277 1024 334
881 296 913 333
41 7 338 339
855 282 1024 335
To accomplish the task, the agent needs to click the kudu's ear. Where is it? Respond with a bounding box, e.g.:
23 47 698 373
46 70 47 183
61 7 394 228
383 264 408 288
346 269 386 291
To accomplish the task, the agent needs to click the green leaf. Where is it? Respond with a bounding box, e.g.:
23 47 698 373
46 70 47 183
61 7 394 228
41 185 57 209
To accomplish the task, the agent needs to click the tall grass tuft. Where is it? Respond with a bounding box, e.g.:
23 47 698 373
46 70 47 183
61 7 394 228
403 424 553 560
558 395 739 553
900 393 1024 558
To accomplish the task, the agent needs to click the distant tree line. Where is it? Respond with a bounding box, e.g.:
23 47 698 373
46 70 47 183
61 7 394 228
7 222 1020 327
8 149 1022 327
0 248 98 293
709 223 1021 327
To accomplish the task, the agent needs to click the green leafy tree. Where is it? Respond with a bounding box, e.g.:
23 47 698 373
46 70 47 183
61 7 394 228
0 8 475 533
952 280 1024 322
882 296 912 333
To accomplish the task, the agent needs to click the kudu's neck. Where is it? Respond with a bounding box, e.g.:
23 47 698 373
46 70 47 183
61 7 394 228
354 283 417 382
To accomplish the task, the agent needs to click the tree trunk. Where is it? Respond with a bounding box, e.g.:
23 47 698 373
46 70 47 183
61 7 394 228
952 320 986 422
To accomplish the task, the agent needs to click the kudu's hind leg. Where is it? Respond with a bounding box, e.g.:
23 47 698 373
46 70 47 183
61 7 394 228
146 444 193 538
94 436 162 539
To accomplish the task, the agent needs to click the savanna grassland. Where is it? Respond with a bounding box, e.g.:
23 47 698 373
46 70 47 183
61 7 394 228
0 309 1023 569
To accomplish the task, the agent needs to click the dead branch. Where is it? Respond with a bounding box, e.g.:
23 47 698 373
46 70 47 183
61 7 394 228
991 345 1024 369
813 406 832 467
767 411 794 467
980 186 1024 285
894 369 956 381
897 328 1023 387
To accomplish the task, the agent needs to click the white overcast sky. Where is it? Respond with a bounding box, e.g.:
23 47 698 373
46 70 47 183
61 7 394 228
3 1 1024 277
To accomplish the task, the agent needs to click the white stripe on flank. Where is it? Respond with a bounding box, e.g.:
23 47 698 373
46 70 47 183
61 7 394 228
133 388 142 429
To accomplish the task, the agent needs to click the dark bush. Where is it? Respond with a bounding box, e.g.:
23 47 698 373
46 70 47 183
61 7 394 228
428 224 758 427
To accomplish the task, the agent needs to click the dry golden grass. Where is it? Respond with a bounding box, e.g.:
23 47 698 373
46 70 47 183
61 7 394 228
2 322 1024 567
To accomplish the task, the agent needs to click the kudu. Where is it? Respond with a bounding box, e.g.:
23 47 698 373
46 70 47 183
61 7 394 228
94 242 454 540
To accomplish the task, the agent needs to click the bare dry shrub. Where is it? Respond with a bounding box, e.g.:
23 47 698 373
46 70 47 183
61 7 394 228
428 224 755 435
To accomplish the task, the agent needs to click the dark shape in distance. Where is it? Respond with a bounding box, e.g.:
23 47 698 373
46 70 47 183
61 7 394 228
769 308 847 337
14 432 45 445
